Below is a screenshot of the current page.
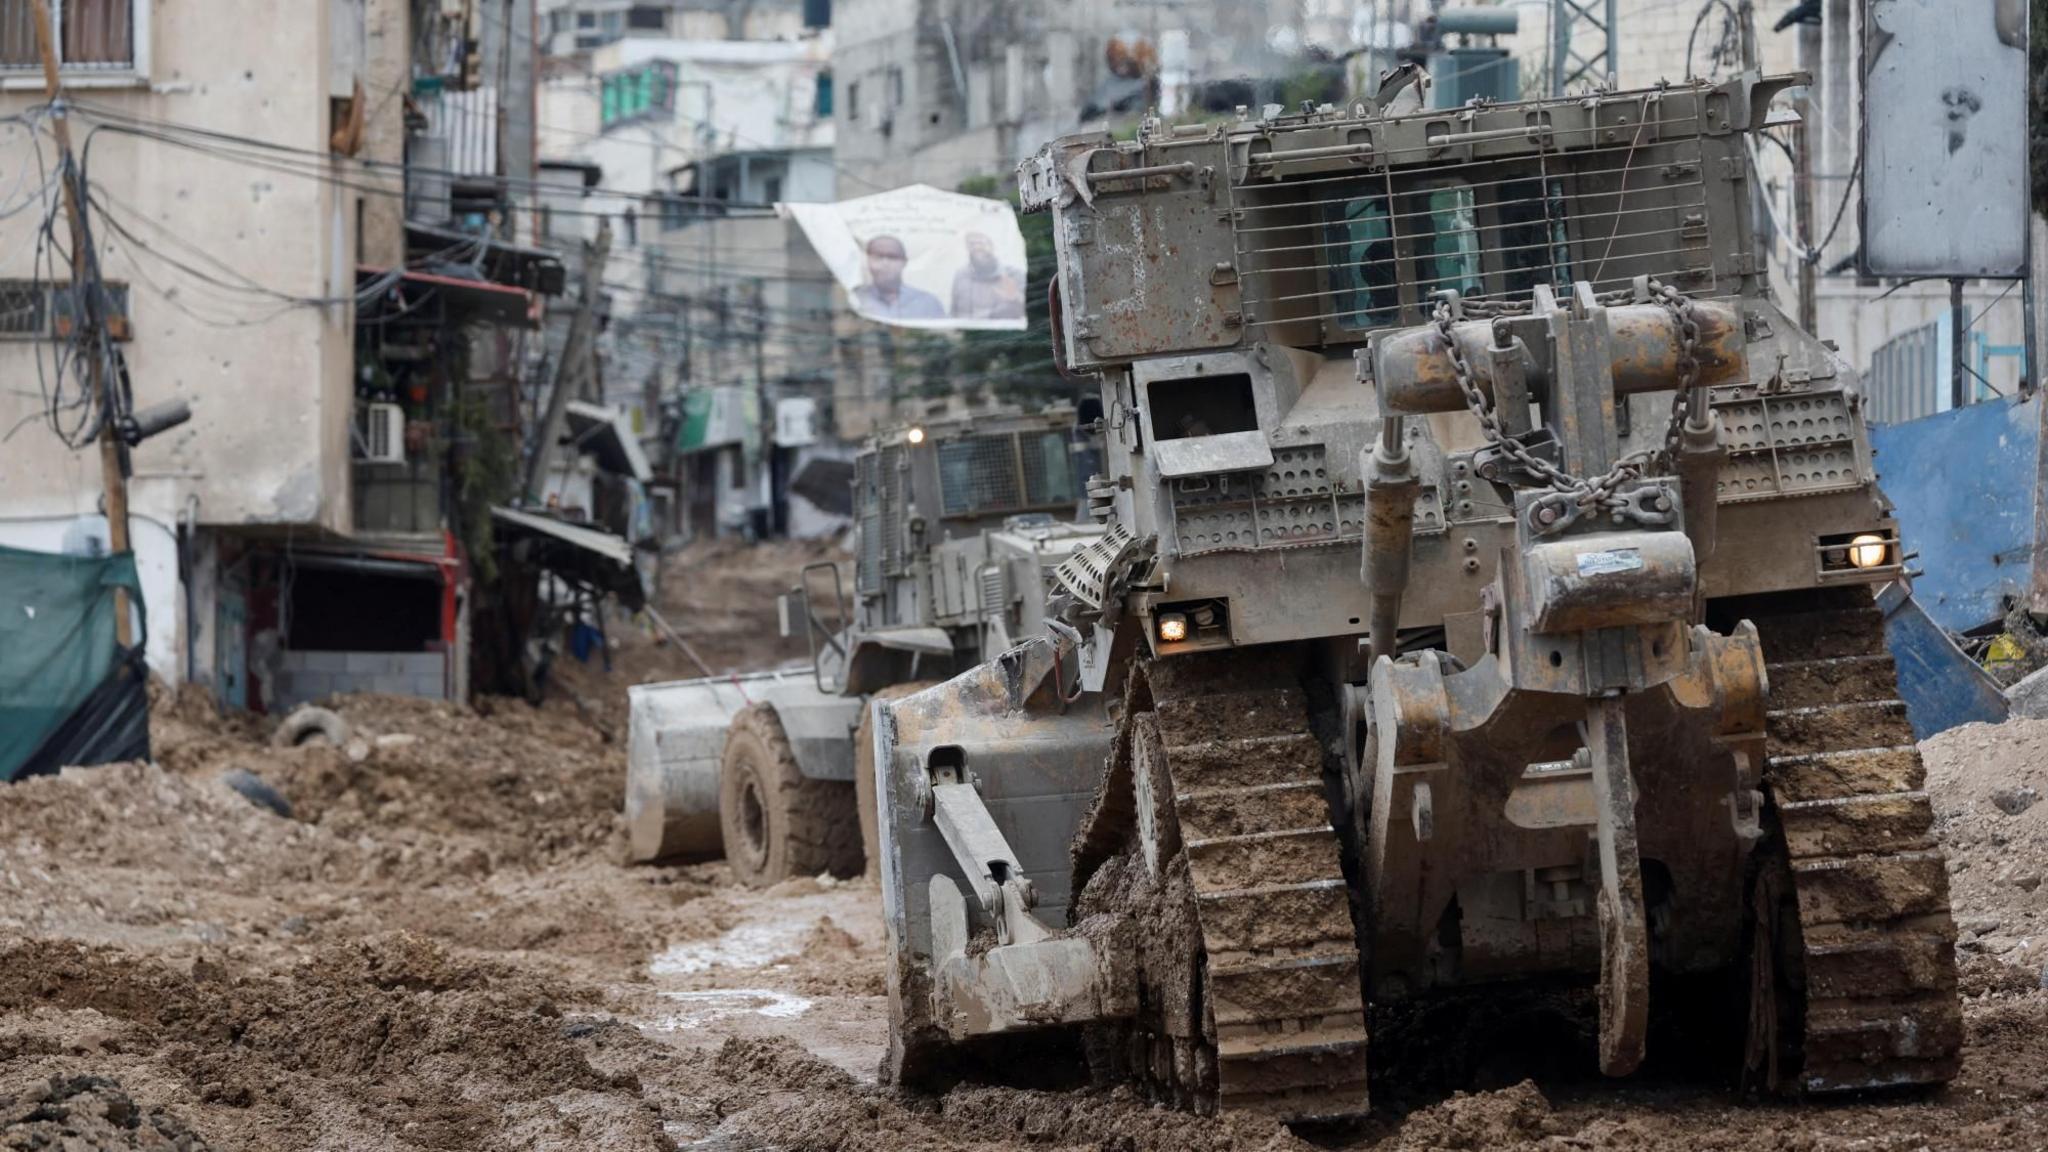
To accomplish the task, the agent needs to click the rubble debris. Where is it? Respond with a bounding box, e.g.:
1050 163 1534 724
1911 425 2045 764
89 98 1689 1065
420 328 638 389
0 1074 211 1151
217 768 292 818
1993 785 2042 815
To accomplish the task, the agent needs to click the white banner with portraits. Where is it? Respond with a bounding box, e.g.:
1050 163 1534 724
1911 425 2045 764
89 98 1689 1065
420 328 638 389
781 184 1028 331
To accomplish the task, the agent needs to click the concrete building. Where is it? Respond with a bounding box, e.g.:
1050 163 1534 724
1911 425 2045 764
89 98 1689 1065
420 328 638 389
537 17 844 539
537 0 820 55
832 0 1140 192
0 0 563 710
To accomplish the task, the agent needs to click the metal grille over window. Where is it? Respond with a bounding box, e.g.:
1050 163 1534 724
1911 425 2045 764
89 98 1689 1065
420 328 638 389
0 280 46 337
1229 87 1713 338
939 435 1024 516
0 280 129 340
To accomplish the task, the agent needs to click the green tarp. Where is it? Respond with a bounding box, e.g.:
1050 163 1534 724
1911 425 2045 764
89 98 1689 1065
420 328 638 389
0 545 144 781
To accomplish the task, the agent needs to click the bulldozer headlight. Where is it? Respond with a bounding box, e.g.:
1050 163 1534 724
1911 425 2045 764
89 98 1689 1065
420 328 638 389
1157 612 1189 643
905 426 926 445
1847 533 1889 569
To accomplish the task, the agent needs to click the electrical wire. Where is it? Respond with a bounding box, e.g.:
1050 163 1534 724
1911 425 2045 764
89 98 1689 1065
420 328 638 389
67 99 789 213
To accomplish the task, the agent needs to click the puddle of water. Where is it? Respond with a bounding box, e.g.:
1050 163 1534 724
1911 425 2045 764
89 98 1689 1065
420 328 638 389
650 922 806 977
652 988 814 1030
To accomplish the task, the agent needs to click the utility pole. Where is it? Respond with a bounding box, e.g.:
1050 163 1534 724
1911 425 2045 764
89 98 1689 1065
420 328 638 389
1550 0 1618 95
1792 13 1818 334
523 221 612 504
32 2 132 648
1950 278 1970 411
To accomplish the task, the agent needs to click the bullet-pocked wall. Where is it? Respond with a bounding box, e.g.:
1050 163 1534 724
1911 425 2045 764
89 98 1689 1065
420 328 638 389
0 1 358 538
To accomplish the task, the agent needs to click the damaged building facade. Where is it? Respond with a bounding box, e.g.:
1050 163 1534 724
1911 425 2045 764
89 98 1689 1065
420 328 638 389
0 0 616 712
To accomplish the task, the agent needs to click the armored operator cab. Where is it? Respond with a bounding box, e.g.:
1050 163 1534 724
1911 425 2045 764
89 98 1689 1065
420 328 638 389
871 72 1961 1120
625 407 1102 884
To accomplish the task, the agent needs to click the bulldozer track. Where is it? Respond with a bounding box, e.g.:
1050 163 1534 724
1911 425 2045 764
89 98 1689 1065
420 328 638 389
1751 587 1963 1093
1100 656 1370 1122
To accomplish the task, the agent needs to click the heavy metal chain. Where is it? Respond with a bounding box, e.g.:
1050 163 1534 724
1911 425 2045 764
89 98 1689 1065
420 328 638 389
1433 281 1702 514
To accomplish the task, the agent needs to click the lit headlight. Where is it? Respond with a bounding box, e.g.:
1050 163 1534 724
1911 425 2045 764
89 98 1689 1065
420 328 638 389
1157 612 1189 643
1847 534 1889 569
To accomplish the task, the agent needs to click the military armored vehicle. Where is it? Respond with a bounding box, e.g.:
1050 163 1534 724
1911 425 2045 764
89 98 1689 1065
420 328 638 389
871 72 1960 1119
625 406 1101 884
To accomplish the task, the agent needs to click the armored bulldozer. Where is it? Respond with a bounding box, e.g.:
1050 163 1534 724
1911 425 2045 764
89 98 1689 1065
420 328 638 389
872 73 1961 1119
625 406 1101 884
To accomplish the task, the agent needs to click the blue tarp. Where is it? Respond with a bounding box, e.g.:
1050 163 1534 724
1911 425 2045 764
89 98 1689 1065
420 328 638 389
0 544 149 781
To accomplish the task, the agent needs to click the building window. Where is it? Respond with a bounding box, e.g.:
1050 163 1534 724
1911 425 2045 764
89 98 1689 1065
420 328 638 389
0 279 132 340
886 66 903 107
576 10 597 29
846 79 859 123
627 4 666 31
657 194 688 232
600 60 678 129
763 176 782 203
814 70 832 118
0 0 140 72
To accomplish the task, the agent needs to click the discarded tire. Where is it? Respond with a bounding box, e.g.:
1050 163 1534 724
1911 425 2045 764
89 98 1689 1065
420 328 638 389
272 706 350 749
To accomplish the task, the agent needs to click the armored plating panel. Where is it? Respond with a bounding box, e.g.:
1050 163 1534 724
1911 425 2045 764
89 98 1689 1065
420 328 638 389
1169 445 1369 556
1714 392 1866 503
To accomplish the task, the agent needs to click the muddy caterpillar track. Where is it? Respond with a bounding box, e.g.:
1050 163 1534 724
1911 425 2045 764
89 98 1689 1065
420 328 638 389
1743 586 1963 1091
1076 654 1370 1122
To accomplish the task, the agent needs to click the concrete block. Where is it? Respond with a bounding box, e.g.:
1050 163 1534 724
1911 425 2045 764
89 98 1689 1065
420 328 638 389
2007 663 2048 719
291 671 333 701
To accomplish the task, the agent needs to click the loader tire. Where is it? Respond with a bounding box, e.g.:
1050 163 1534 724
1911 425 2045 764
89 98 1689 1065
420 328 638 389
854 682 937 881
1734 585 1962 1094
719 704 863 887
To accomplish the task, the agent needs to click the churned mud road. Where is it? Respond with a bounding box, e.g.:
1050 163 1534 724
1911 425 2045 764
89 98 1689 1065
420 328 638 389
3 548 2047 1150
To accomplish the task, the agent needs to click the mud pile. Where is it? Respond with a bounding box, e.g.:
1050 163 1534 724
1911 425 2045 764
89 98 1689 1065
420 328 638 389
0 933 679 1150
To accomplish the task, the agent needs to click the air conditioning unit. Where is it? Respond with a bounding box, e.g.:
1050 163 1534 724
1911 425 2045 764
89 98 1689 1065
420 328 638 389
359 402 406 465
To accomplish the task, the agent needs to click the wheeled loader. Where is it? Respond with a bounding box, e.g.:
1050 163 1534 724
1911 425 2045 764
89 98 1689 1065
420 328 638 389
625 407 1102 883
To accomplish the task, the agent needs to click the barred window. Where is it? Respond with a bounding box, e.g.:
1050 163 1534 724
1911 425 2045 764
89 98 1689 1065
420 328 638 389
1322 186 1398 332
0 279 131 341
1414 186 1483 301
939 435 1020 516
